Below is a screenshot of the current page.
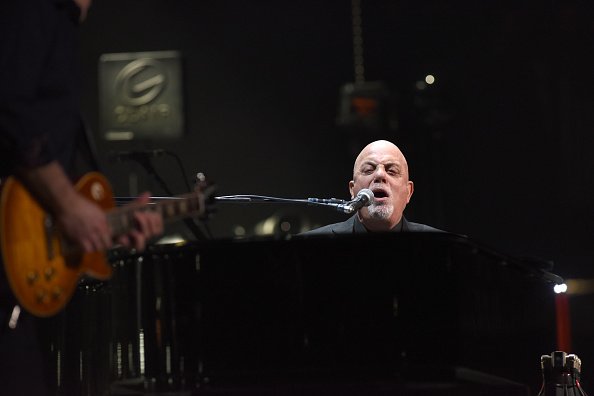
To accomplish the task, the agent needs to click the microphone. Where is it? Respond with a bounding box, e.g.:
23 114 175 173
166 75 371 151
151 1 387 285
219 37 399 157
307 197 348 205
336 188 374 214
112 149 166 161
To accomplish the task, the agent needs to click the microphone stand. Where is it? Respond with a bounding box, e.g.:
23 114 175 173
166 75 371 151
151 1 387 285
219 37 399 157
214 195 355 213
133 156 209 241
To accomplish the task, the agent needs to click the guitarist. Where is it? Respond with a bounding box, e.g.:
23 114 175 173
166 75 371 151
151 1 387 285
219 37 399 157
0 0 164 394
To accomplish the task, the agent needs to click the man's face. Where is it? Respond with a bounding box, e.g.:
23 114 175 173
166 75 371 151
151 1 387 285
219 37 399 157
349 141 414 230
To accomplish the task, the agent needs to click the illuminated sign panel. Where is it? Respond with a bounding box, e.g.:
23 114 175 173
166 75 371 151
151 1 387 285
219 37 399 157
99 51 184 140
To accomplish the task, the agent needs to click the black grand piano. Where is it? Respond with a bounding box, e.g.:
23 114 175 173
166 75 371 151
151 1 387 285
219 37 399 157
43 233 560 396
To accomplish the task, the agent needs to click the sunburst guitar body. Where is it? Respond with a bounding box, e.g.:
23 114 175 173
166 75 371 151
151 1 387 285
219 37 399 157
0 172 114 317
1 171 206 317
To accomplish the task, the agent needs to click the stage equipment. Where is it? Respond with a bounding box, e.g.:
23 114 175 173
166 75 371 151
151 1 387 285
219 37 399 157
45 233 560 395
213 191 371 214
538 351 588 395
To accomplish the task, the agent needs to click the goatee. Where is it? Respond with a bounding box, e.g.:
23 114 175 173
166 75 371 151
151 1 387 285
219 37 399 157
367 203 394 220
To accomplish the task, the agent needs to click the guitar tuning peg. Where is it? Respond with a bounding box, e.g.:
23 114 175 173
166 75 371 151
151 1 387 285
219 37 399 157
196 172 206 183
194 171 216 193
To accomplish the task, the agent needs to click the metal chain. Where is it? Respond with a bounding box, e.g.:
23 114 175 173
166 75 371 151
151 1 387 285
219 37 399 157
351 0 365 83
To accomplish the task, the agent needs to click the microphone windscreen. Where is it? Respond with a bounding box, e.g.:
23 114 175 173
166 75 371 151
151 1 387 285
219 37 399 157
358 188 374 205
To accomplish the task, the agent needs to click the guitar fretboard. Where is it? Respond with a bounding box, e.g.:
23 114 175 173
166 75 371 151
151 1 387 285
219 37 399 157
107 193 203 236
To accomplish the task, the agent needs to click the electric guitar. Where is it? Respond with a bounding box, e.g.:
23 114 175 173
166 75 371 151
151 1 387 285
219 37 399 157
0 172 207 317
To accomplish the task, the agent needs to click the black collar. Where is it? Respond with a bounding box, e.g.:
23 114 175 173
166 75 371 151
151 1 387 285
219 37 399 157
353 215 405 233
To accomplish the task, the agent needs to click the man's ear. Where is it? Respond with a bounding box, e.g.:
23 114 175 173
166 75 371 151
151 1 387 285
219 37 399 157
406 181 414 203
348 180 355 199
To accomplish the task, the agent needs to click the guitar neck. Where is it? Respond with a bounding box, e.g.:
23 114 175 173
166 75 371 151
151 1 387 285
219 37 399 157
107 193 203 236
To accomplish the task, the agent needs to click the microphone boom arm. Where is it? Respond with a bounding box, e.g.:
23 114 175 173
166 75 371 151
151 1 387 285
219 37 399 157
213 194 365 214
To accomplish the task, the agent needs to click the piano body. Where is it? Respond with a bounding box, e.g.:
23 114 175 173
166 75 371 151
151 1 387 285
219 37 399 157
43 233 559 395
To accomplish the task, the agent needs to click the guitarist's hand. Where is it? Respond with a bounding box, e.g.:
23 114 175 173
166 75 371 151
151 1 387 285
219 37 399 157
17 162 164 253
18 162 113 252
59 192 163 252
114 192 164 251
57 191 113 252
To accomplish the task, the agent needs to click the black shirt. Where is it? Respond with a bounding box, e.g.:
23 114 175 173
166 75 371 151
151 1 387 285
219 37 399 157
0 3 86 394
352 215 404 233
0 0 84 177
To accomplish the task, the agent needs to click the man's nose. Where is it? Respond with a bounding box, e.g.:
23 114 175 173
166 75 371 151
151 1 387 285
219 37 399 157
373 166 387 181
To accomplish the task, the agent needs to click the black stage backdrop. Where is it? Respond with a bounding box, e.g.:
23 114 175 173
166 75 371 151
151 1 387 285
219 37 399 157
77 0 594 388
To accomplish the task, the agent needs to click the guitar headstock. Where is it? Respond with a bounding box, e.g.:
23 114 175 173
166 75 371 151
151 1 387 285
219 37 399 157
194 172 217 219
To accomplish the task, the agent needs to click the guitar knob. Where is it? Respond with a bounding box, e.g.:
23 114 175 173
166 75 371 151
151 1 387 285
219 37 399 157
44 266 56 281
27 270 39 285
36 289 49 305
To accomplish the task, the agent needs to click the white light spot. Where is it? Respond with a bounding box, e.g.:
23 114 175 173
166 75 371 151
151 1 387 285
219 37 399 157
8 305 21 329
233 225 246 237
554 283 568 294
425 74 436 84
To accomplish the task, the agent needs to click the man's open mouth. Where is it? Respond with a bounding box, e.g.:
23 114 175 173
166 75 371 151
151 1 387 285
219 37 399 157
371 188 389 199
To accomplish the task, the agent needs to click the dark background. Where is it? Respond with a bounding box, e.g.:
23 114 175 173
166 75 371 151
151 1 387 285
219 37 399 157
77 0 593 387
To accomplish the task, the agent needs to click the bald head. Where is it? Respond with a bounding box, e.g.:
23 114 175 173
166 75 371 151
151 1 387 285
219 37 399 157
353 140 410 180
349 140 414 231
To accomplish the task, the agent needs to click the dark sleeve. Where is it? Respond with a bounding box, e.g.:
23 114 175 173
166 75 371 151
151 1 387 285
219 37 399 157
0 0 58 172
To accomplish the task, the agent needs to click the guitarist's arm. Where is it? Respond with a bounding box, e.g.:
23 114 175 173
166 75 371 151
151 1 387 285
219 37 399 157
16 161 163 252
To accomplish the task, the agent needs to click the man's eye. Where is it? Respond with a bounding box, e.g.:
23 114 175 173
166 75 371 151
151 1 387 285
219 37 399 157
362 168 374 174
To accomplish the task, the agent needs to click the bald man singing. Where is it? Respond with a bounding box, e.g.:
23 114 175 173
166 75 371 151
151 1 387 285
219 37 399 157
303 140 441 234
